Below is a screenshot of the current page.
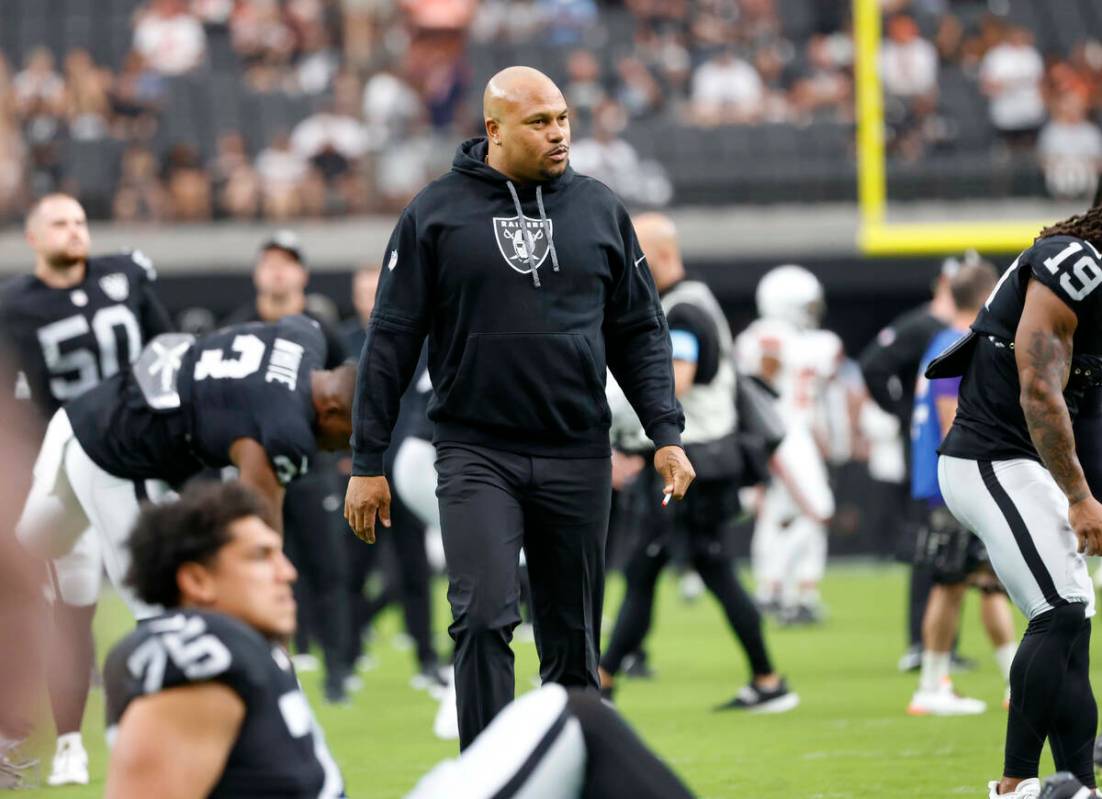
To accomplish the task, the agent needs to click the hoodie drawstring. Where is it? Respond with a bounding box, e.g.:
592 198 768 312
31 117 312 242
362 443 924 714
506 180 541 288
535 185 560 274
505 181 560 288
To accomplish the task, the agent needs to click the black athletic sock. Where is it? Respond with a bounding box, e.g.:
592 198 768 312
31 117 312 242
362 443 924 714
599 542 668 676
1004 603 1091 779
908 565 934 648
566 689 695 799
693 556 773 677
1049 616 1097 788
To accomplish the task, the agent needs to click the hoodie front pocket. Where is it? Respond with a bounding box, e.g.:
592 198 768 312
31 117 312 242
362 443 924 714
443 333 609 433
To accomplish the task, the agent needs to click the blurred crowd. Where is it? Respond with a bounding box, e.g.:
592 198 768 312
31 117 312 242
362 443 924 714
1 0 1102 226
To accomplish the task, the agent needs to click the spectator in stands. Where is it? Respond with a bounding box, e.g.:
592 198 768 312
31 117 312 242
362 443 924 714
210 132 261 220
537 0 598 47
256 131 322 218
13 47 66 121
880 15 938 159
570 100 672 206
734 0 782 48
616 55 663 118
372 116 434 212
362 68 423 150
753 40 796 122
162 142 212 220
690 47 764 126
113 144 169 222
689 0 738 49
791 33 853 124
294 21 340 95
1038 92 1102 200
564 50 607 126
110 51 164 141
639 29 693 100
980 25 1045 151
230 0 296 66
291 94 368 214
133 0 207 76
470 0 543 44
0 57 24 222
0 121 25 224
63 50 113 142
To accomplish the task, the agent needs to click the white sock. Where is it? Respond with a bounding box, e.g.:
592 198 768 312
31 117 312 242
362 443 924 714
56 732 82 750
994 643 1016 685
919 650 951 694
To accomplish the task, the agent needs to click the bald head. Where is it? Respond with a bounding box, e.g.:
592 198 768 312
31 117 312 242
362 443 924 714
483 66 561 121
633 213 683 292
483 66 571 183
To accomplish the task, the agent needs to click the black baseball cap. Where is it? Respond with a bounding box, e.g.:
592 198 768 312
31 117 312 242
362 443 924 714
260 230 305 265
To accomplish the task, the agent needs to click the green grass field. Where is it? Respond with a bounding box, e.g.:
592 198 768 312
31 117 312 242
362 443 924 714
17 562 1094 798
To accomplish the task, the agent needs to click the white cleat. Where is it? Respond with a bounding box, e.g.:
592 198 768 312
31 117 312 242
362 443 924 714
433 668 459 741
907 687 986 716
987 777 1040 798
47 733 89 787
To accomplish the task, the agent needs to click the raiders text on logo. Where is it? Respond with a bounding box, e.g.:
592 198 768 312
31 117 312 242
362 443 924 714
100 273 130 302
492 215 553 275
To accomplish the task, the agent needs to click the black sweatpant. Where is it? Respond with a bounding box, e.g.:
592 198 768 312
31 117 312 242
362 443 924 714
283 462 350 692
435 442 611 750
601 472 773 680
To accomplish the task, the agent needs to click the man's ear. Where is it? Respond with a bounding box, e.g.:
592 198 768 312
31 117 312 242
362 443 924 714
177 562 216 605
486 117 500 144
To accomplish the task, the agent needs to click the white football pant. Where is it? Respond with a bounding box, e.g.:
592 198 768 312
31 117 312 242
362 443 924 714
939 455 1094 620
16 409 168 619
752 425 834 606
406 684 585 799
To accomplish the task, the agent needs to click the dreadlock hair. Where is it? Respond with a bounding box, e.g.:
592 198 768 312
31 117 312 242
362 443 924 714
1036 206 1102 248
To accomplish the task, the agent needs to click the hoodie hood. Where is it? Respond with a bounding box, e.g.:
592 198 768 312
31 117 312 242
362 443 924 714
451 137 567 287
451 137 575 192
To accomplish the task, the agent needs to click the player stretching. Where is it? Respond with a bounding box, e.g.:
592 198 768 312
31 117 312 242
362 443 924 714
0 194 171 786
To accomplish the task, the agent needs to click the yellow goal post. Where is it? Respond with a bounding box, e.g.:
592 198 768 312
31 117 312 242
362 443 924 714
853 0 1058 255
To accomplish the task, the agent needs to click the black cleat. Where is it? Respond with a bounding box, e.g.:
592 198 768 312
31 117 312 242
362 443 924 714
1040 772 1097 799
715 678 799 714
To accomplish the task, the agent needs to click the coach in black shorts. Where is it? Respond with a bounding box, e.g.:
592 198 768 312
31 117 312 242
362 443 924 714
345 66 693 748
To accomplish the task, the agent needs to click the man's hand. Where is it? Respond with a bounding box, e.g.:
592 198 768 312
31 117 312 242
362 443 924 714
654 445 695 503
344 475 391 544
1069 496 1102 556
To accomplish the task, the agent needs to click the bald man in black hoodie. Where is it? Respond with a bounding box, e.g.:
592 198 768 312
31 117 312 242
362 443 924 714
345 66 694 748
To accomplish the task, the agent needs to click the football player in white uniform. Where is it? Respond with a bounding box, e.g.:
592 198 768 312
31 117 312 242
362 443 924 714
736 265 842 624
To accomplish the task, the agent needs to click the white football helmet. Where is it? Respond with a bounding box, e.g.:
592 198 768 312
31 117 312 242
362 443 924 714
755 264 825 330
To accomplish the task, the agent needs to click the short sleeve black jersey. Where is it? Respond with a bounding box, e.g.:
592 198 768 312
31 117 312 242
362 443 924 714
104 609 345 798
942 235 1102 462
0 252 171 421
67 315 326 486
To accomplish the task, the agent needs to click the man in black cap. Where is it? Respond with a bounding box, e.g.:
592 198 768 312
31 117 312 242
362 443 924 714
345 66 694 748
224 231 352 702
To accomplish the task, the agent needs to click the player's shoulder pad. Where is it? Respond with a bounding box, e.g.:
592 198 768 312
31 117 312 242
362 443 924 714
0 274 35 307
110 609 273 700
90 250 157 283
1026 235 1102 306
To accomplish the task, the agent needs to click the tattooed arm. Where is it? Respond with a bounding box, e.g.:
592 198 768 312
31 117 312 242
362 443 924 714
1016 280 1089 502
1016 280 1102 554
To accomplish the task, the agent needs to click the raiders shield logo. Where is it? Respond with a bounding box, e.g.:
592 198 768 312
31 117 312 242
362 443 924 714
99 273 130 302
493 215 553 275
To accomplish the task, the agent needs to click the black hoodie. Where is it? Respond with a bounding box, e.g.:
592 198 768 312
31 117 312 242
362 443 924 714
351 137 683 474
